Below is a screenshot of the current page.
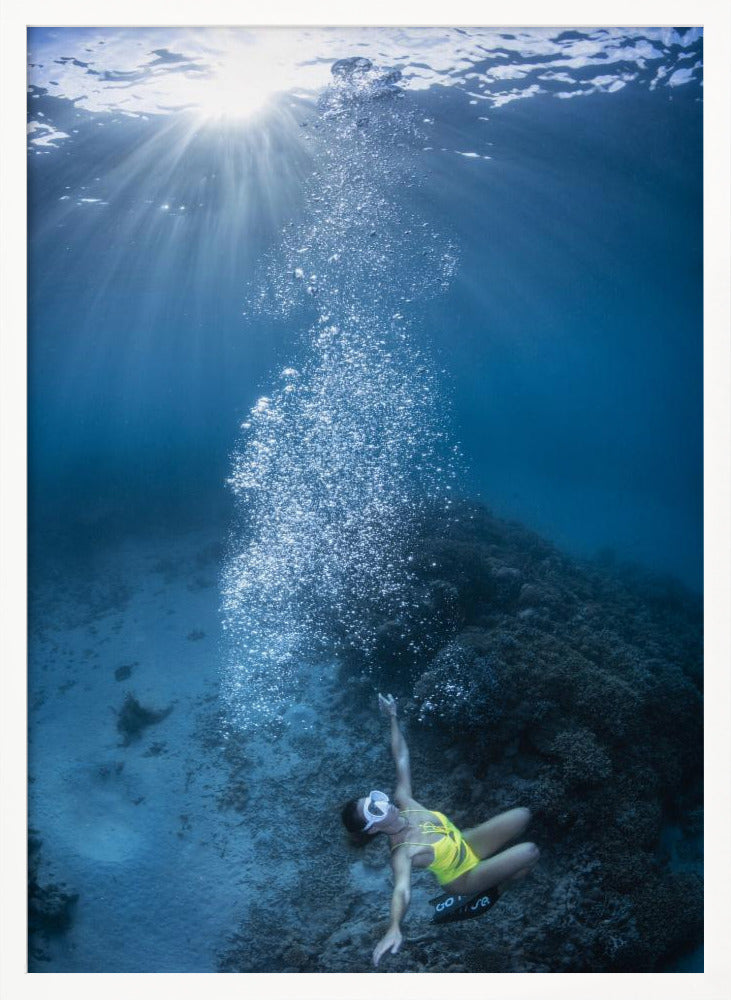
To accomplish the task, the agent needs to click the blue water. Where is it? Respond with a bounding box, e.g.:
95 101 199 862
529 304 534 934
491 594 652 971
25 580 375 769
28 27 702 591
26 27 703 972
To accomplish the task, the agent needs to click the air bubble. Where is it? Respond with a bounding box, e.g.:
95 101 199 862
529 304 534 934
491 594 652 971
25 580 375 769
222 57 462 729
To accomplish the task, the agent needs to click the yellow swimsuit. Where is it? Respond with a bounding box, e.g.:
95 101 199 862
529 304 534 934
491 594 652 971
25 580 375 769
391 809 480 885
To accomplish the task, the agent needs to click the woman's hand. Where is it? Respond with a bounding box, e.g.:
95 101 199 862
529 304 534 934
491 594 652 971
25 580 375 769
372 926 403 967
378 693 397 717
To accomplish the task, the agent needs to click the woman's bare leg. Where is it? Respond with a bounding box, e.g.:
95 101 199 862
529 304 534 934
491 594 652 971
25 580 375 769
462 807 532 860
496 863 536 892
447 841 540 896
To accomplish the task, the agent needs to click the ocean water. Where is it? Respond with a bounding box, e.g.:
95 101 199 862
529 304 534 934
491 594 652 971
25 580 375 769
27 27 703 973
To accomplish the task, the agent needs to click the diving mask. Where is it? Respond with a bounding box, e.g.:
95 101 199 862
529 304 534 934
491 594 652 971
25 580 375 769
363 790 390 830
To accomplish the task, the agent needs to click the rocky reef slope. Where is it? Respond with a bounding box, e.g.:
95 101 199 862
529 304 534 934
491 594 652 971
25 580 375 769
221 500 702 972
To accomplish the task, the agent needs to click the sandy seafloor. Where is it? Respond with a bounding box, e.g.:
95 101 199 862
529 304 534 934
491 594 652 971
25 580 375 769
28 517 407 972
29 522 240 971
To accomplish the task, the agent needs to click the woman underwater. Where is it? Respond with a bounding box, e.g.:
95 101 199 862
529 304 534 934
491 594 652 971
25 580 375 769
341 693 540 967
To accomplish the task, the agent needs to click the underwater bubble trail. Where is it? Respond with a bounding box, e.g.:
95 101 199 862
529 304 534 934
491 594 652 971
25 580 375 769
221 60 461 727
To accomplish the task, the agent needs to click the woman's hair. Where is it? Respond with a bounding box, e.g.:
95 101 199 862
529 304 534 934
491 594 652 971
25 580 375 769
341 798 370 846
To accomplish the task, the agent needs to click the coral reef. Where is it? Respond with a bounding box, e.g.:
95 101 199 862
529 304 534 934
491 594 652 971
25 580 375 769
220 500 702 972
397 503 702 971
28 830 79 964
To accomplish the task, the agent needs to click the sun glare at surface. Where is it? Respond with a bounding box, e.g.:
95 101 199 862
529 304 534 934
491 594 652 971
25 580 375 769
188 52 286 123
27 27 332 123
179 31 325 123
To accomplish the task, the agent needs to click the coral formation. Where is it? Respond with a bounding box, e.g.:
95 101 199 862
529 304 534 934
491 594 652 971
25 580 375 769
114 662 136 681
220 500 702 972
28 831 79 963
116 693 173 746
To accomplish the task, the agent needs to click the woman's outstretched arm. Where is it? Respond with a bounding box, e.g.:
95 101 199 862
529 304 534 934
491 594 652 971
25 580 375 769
379 693 412 801
372 847 412 967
